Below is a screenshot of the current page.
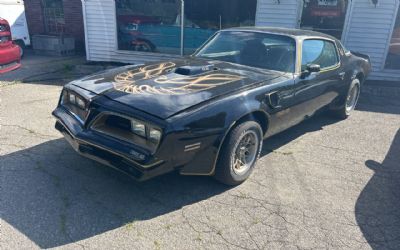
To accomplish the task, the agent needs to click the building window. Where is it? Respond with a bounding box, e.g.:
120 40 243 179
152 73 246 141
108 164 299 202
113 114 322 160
184 0 256 54
42 0 65 34
385 7 400 70
116 0 181 54
300 0 349 39
115 0 256 55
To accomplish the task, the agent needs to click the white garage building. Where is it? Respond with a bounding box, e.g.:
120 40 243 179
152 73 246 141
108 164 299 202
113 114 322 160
82 0 400 81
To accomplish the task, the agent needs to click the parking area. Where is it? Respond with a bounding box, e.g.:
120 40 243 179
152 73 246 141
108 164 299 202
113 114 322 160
1 69 400 249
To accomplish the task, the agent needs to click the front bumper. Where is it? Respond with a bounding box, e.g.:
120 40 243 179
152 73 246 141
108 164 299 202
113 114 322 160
53 107 174 181
0 44 21 74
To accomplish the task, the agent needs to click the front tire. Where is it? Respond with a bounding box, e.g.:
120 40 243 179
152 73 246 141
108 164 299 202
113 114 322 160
214 121 263 185
331 78 361 119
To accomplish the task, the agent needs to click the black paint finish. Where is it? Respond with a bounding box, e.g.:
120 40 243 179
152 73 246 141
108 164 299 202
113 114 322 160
53 27 371 180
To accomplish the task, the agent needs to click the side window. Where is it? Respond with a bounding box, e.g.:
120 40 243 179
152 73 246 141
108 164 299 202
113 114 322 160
302 39 339 70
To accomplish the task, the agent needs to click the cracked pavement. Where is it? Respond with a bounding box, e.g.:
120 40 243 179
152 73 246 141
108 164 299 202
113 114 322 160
0 82 399 250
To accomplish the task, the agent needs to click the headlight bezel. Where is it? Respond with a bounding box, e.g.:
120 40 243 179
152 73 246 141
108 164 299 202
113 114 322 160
60 89 89 123
129 117 163 144
89 112 164 153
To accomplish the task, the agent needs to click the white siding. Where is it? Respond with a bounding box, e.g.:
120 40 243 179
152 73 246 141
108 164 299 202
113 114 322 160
342 0 400 81
84 0 302 64
83 0 400 81
255 0 301 28
83 0 179 64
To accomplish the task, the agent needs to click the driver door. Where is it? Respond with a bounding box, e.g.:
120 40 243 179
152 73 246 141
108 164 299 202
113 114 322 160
293 39 343 118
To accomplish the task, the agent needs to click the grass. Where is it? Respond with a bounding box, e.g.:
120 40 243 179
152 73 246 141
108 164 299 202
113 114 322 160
154 240 161 250
195 234 202 241
124 220 137 231
62 63 74 72
0 80 21 88
60 214 67 236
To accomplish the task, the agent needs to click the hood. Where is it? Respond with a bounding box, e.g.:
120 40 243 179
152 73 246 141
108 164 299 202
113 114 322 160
71 58 283 119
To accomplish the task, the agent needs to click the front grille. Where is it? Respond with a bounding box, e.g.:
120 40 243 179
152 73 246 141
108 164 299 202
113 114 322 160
0 24 8 32
91 113 159 154
0 61 19 69
0 36 10 43
105 115 131 131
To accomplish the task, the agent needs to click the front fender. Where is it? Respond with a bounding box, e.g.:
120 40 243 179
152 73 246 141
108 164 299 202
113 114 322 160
170 91 269 175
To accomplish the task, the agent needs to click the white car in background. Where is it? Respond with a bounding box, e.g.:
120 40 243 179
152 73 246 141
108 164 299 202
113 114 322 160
0 0 30 56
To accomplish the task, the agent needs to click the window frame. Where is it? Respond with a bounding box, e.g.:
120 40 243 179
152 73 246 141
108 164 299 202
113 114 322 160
113 0 258 56
300 37 341 72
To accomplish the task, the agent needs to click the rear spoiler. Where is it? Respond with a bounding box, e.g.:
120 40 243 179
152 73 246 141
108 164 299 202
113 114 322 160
351 51 371 62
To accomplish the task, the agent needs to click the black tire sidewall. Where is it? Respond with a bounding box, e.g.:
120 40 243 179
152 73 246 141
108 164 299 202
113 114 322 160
15 40 25 58
331 78 361 119
216 121 263 185
345 79 361 116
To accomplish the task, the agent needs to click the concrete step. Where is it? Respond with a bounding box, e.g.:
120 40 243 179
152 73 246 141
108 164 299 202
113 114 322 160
360 81 400 107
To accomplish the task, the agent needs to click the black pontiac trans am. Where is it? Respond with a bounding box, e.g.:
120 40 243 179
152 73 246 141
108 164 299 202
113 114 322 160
53 27 371 185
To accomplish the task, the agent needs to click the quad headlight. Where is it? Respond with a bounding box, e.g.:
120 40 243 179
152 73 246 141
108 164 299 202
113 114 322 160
68 92 76 104
130 118 162 143
76 96 86 109
65 92 86 109
131 119 146 137
149 128 162 142
61 89 89 122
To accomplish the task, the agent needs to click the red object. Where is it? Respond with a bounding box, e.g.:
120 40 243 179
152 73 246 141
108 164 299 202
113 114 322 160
0 18 21 74
310 9 341 17
117 15 161 25
309 0 343 18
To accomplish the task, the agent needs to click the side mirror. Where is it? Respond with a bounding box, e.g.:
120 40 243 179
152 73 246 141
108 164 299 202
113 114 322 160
301 64 321 79
307 64 321 73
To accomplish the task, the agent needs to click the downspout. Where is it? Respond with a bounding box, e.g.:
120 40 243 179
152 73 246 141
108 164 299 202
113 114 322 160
81 0 90 60
180 0 185 56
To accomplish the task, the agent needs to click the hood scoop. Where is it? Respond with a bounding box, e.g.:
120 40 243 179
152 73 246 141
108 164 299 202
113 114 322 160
174 65 219 76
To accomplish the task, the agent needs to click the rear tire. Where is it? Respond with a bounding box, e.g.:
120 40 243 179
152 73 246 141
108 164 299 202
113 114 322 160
331 78 361 119
214 121 263 186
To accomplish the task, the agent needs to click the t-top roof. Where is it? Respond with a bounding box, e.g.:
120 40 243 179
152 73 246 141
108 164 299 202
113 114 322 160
224 26 337 40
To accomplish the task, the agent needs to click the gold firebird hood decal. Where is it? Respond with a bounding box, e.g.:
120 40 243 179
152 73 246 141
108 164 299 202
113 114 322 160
113 62 244 95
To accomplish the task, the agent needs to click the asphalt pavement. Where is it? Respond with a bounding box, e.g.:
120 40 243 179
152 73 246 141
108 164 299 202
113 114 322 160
0 77 399 249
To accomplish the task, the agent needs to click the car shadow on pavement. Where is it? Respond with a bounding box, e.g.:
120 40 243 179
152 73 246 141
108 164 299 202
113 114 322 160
1 139 230 248
1 113 338 248
260 112 338 156
357 93 400 115
356 129 400 249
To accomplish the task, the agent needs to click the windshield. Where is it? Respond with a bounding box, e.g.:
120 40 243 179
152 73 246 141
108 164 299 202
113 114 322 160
195 31 296 72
